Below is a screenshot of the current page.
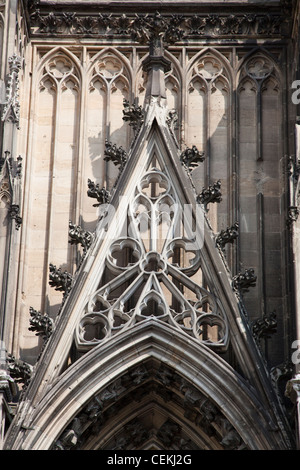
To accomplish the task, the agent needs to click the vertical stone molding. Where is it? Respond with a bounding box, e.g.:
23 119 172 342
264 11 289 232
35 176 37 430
1 53 22 128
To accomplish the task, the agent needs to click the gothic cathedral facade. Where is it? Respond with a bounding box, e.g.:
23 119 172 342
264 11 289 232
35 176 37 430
0 0 300 450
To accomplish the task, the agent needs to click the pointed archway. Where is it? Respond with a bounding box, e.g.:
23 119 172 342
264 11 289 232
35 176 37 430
3 28 294 449
3 103 292 450
4 321 291 450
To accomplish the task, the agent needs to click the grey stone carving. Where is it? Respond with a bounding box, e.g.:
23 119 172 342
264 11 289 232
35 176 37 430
49 263 72 296
287 206 299 228
53 395 105 449
104 140 127 170
0 150 20 177
87 179 110 207
130 366 150 385
1 53 22 128
197 180 222 211
9 204 22 230
156 419 183 448
166 109 179 136
68 221 93 254
77 168 229 352
219 419 244 450
16 155 22 178
252 311 277 340
271 360 293 390
28 307 53 341
232 268 256 292
51 362 248 450
28 9 288 39
52 380 127 449
180 146 205 171
132 12 184 46
216 222 239 251
113 420 149 449
6 354 32 387
122 99 144 134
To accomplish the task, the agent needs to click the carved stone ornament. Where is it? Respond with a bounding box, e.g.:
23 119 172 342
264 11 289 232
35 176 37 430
27 8 289 39
196 180 222 211
252 311 277 341
122 99 145 134
76 168 229 352
51 363 246 450
103 140 127 170
87 179 111 207
49 263 73 296
9 203 22 230
1 53 22 128
232 268 257 293
6 354 32 387
287 206 299 228
28 306 53 341
68 221 93 254
216 222 239 251
180 146 205 172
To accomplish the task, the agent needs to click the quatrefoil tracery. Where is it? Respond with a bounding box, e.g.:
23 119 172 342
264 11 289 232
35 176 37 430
76 168 229 351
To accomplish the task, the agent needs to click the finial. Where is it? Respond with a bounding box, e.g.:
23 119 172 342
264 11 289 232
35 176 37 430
140 12 171 105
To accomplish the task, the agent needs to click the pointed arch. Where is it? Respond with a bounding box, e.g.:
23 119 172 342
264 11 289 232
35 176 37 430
87 47 132 87
35 46 82 84
4 321 289 450
236 47 282 87
186 48 232 234
22 47 82 319
236 48 285 340
187 47 233 85
84 48 132 196
4 101 292 451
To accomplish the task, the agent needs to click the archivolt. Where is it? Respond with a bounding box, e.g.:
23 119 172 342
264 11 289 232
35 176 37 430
8 320 288 450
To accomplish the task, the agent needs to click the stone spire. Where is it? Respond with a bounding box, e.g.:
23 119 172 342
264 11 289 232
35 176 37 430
141 12 171 105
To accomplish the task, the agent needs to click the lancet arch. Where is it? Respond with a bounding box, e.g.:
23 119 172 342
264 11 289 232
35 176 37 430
186 48 233 86
186 49 232 151
87 48 132 92
5 321 288 450
35 46 82 87
236 48 285 352
22 47 82 318
84 48 132 194
2 13 295 449
185 48 232 235
236 47 282 84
